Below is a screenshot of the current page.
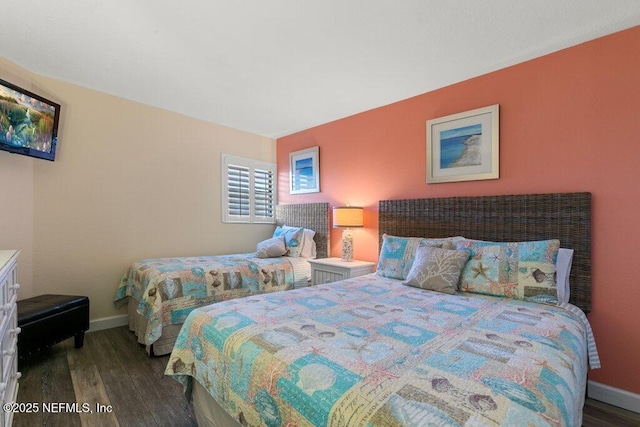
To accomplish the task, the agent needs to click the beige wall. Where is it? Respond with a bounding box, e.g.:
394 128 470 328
0 61 35 297
0 57 276 320
0 152 33 297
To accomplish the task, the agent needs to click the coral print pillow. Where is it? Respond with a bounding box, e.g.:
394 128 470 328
376 234 454 280
403 246 470 294
455 239 560 302
273 226 305 257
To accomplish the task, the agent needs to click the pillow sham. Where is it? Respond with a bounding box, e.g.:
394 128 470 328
403 246 470 294
556 248 573 304
273 226 305 257
255 236 287 258
281 225 317 258
455 238 560 301
376 234 454 280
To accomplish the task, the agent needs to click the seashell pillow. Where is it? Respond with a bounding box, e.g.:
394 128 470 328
455 238 560 302
376 234 454 280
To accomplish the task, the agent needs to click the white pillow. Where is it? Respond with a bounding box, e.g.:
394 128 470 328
255 236 287 258
281 225 316 258
556 248 573 304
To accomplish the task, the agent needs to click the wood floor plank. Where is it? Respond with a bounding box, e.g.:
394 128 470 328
13 351 46 427
42 344 82 427
583 398 640 427
88 329 160 427
29 343 82 427
108 327 196 426
64 339 120 427
118 327 196 426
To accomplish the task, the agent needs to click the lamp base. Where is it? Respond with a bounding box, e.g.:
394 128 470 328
341 229 354 262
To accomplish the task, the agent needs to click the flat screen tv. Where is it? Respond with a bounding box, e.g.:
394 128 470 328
0 78 60 161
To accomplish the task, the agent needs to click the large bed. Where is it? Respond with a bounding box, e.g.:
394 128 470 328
166 193 600 426
114 202 329 356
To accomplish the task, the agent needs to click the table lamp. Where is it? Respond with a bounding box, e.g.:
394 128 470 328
332 206 364 262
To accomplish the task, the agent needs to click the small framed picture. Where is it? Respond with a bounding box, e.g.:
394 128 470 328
426 104 499 183
290 146 320 194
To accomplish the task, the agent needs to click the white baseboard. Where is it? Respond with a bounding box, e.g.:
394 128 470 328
589 380 640 414
88 314 128 333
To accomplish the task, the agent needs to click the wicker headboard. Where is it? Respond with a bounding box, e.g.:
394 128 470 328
378 193 592 312
275 202 330 259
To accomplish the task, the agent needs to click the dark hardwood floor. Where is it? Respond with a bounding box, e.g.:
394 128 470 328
14 326 196 427
13 326 640 426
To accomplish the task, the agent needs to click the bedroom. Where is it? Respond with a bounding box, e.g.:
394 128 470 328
1 2 639 425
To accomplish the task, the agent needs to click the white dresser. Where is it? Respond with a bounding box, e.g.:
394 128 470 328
0 250 20 427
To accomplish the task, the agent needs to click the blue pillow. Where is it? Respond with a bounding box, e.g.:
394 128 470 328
273 226 305 257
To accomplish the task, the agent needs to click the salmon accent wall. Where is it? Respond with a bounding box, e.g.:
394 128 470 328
277 26 640 394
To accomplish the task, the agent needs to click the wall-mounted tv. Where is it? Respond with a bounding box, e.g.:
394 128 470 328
0 78 60 161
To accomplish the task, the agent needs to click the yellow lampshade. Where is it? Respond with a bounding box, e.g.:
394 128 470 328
332 206 364 228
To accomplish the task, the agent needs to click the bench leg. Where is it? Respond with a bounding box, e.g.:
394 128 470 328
74 331 85 349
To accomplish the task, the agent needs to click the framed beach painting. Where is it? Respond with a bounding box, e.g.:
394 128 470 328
426 104 499 184
290 146 320 194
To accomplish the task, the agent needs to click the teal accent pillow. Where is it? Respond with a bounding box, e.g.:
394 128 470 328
376 234 454 280
455 239 560 301
273 226 305 257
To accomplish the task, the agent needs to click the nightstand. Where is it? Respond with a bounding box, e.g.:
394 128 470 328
309 258 376 286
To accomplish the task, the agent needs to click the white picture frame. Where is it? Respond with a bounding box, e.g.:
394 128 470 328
290 146 320 194
426 104 499 184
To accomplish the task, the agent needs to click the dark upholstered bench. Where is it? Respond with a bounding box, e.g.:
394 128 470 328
17 294 90 359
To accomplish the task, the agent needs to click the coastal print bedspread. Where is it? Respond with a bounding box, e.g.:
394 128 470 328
166 274 598 426
114 254 295 344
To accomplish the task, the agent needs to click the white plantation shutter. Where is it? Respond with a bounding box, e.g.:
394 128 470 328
254 167 274 219
227 164 250 217
222 154 277 223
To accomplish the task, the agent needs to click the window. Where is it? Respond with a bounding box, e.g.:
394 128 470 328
222 154 277 223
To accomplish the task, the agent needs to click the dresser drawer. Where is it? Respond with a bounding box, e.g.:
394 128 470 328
0 272 7 326
0 252 18 329
1 350 19 427
1 305 18 384
6 267 19 307
0 351 18 401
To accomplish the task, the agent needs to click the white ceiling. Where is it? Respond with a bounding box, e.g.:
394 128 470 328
2 1 639 138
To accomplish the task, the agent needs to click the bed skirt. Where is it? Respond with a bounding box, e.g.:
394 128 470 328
127 297 182 356
193 380 241 427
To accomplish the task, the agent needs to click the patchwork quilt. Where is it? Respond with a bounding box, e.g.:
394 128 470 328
166 274 599 426
114 254 295 344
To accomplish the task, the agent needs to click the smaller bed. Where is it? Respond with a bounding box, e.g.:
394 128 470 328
114 202 329 355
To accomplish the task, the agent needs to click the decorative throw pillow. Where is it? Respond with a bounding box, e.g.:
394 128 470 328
455 239 560 301
376 234 454 280
255 236 287 258
403 246 470 294
273 226 305 257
